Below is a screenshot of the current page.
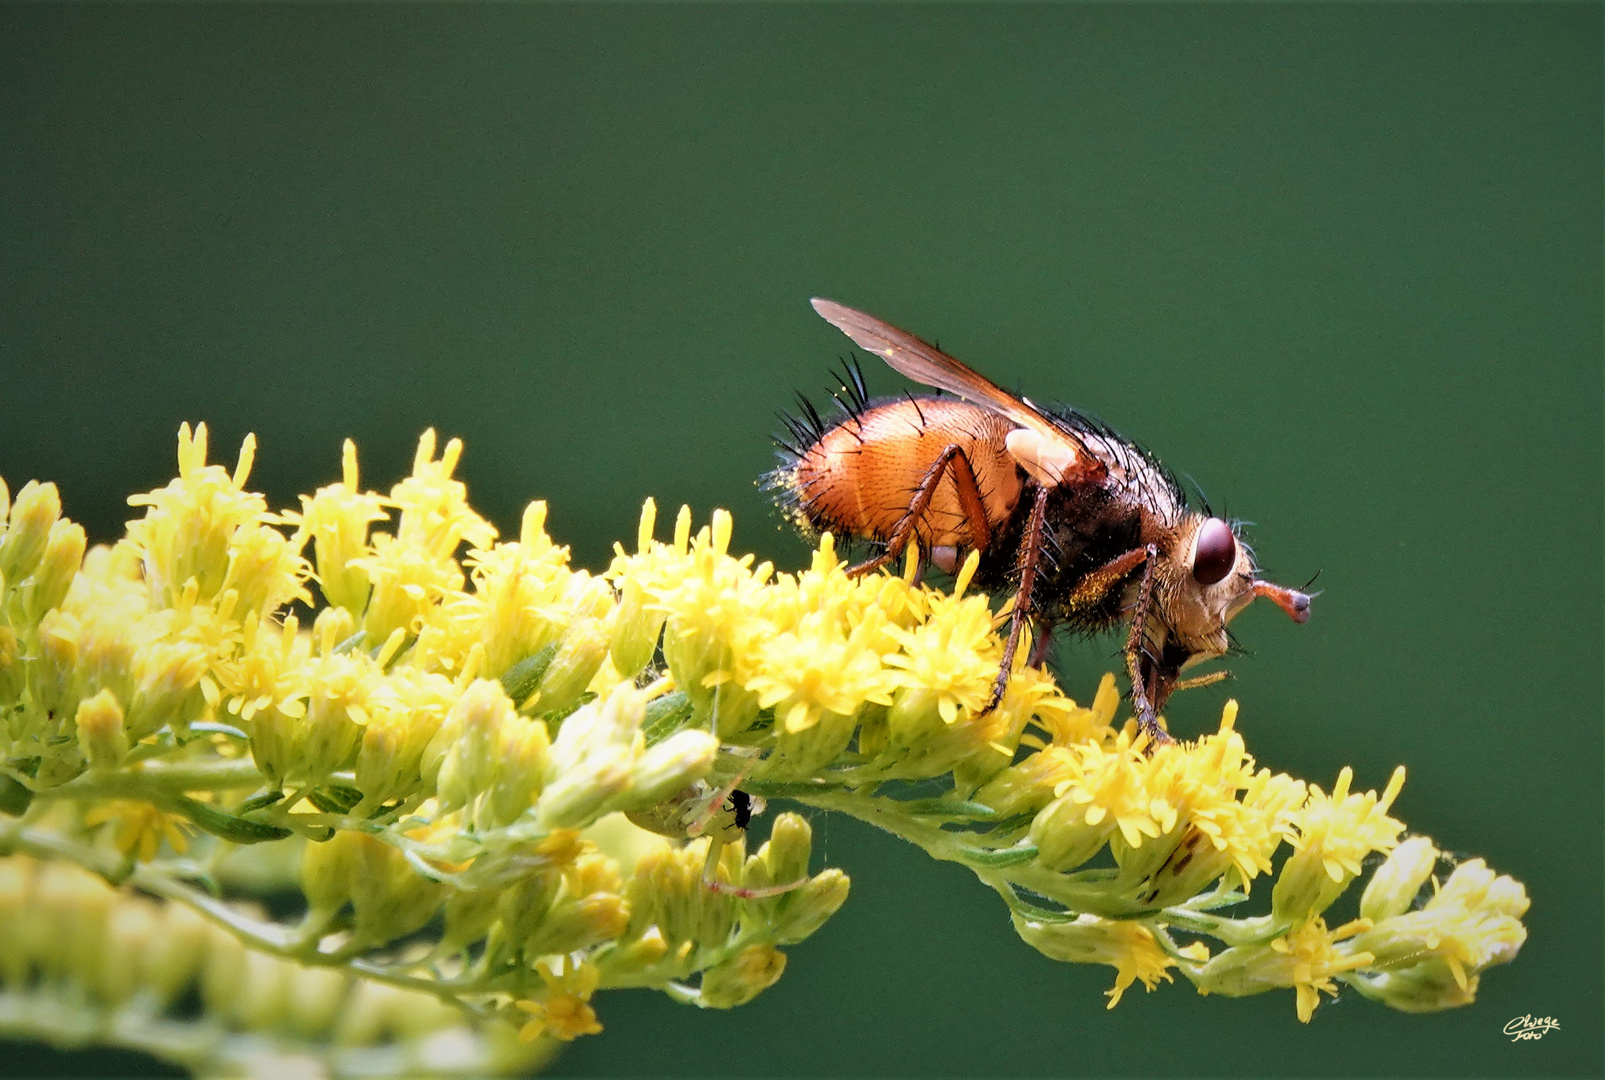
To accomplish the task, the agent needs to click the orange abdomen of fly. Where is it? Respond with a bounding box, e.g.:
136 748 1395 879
782 397 1023 551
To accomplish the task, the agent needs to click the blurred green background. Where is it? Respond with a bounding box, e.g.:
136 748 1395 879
1 3 1599 1077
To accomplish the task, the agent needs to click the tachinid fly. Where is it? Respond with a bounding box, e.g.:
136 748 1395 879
768 299 1311 743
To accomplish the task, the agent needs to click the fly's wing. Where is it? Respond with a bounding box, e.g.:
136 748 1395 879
810 298 1103 482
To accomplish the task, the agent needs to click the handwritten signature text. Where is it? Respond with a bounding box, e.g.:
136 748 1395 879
1503 1015 1559 1042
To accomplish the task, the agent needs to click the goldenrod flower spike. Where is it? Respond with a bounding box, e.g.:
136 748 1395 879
0 427 1528 1077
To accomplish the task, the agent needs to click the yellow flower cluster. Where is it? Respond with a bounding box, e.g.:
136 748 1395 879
0 424 1532 1075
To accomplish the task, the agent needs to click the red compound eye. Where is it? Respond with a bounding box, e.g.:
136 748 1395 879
1192 517 1237 586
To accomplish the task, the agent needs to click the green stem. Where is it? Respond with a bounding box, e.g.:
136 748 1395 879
0 825 124 880
45 759 265 799
1156 907 1284 947
786 789 1149 919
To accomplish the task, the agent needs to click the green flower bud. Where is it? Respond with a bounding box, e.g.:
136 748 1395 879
300 830 360 922
346 832 447 947
1347 857 1528 998
0 625 22 706
30 609 79 723
233 948 293 1030
772 869 851 945
627 844 735 952
1111 824 1189 893
610 577 666 680
0 857 33 986
440 888 504 955
284 965 352 1040
973 756 1062 820
1030 792 1116 872
1432 857 1502 913
492 870 565 957
767 709 858 775
886 687 945 751
485 714 552 826
23 519 85 623
1351 960 1478 1013
0 480 62 585
1187 940 1281 999
75 688 129 770
623 729 718 809
436 679 513 815
699 943 787 1008
31 863 97 981
199 921 249 1017
1480 872 1531 920
250 703 303 788
754 812 813 892
353 675 454 806
1271 846 1351 924
1355 907 1522 985
661 630 761 739
142 900 212 1007
537 688 643 830
1360 836 1439 922
520 890 632 957
76 614 136 712
127 640 209 741
1139 830 1234 911
98 900 158 1005
532 614 610 717
855 707 890 758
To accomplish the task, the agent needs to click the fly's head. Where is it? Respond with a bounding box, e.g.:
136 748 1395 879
1163 514 1310 662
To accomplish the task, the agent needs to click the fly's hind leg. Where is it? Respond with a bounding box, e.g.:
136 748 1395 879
1025 618 1057 669
846 443 992 578
984 486 1052 714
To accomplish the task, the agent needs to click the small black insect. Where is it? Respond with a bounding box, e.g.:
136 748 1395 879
728 789 754 830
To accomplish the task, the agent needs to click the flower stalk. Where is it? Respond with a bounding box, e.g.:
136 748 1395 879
0 427 1528 1077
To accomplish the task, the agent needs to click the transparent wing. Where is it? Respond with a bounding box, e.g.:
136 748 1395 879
810 298 1097 472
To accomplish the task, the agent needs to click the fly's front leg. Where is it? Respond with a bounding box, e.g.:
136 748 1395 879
1120 544 1170 746
847 443 992 578
1064 543 1167 743
1170 670 1230 694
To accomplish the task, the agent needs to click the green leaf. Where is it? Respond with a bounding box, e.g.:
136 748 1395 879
237 790 286 813
642 691 693 746
501 644 557 706
961 843 1040 867
173 796 293 844
0 773 33 816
